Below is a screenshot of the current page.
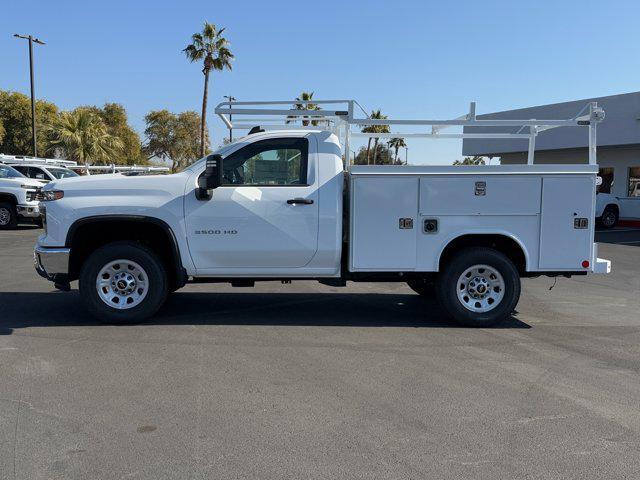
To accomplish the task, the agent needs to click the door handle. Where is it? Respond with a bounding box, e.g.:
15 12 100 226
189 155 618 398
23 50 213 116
287 198 314 205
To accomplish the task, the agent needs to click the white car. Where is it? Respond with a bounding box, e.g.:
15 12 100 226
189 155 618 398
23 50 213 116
595 192 620 229
0 164 43 229
33 99 610 327
9 163 79 184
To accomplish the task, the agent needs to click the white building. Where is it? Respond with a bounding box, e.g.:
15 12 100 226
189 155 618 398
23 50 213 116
463 92 640 220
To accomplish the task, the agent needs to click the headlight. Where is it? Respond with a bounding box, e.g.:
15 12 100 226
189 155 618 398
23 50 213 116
41 190 64 201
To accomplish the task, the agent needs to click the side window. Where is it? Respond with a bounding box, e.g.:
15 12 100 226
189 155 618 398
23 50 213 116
31 167 47 180
12 166 28 176
597 167 614 194
222 138 308 186
628 166 640 197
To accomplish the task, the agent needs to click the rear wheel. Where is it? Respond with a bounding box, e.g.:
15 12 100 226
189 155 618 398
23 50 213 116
0 202 18 230
600 206 618 229
79 242 168 323
436 248 520 327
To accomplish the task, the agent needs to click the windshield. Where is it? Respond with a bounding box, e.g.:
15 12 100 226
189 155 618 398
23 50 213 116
0 165 25 179
48 167 79 179
178 143 239 173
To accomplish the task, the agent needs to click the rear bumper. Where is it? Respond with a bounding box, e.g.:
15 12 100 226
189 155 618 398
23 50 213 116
593 257 611 274
34 245 70 282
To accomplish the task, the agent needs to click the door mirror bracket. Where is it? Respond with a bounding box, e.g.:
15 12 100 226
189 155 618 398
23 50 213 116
196 154 223 200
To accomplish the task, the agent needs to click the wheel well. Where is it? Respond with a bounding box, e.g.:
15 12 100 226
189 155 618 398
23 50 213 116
604 204 619 215
66 217 186 289
439 234 527 274
0 193 17 205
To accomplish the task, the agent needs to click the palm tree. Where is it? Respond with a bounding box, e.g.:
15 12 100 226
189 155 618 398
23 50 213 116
388 137 407 164
369 109 389 165
183 22 234 157
361 123 375 165
46 109 123 165
287 91 322 126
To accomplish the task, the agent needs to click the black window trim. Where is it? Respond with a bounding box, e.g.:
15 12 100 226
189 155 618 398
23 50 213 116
220 137 310 187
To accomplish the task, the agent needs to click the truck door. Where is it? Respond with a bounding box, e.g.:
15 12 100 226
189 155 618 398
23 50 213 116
184 136 319 272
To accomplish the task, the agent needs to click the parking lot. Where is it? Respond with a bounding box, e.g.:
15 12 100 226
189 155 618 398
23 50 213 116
1 227 639 480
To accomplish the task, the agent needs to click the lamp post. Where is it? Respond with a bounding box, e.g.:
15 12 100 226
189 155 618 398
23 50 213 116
223 95 236 143
13 34 46 157
405 146 409 165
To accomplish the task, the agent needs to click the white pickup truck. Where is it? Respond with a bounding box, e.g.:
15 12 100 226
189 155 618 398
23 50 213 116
0 164 42 229
34 99 611 326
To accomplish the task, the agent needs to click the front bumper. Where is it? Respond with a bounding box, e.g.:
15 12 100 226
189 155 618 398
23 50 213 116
34 245 70 282
17 204 40 218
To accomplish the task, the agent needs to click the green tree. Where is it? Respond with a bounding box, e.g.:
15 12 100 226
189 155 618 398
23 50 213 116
287 91 322 126
0 118 5 146
353 143 393 165
370 110 390 165
453 156 486 166
46 109 124 164
361 109 389 165
183 22 234 157
0 90 59 156
387 137 407 164
83 103 143 164
143 109 209 171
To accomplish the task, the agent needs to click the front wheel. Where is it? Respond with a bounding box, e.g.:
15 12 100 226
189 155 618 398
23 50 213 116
436 248 521 327
0 202 18 230
79 242 168 323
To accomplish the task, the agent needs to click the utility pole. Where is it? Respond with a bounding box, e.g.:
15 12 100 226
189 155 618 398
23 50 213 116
223 95 236 143
405 146 409 165
14 34 46 157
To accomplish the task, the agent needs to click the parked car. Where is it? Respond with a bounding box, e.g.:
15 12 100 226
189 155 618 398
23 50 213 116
595 192 620 229
0 164 42 229
33 99 610 327
9 163 79 184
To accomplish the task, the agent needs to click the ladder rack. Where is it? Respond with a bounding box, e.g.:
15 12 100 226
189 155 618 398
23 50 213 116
0 154 78 168
214 99 605 166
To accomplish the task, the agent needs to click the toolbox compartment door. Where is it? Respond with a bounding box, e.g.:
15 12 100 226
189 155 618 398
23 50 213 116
539 176 594 269
350 177 418 270
419 176 541 216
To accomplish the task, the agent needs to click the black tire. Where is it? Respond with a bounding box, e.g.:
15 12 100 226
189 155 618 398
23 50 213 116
436 247 521 327
407 278 435 298
79 241 168 323
600 206 618 229
0 202 18 230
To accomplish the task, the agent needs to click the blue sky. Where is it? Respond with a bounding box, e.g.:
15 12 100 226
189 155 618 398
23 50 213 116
2 0 639 164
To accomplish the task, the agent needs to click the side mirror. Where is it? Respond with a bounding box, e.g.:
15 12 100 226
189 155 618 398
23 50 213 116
196 154 223 200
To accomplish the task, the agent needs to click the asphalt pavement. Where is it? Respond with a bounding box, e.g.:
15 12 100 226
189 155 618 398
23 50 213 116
1 227 639 480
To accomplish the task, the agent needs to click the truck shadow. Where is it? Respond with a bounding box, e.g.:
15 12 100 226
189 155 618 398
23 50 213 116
0 291 530 335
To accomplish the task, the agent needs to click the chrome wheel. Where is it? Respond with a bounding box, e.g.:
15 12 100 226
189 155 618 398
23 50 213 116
96 259 149 310
0 207 10 226
456 264 505 313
